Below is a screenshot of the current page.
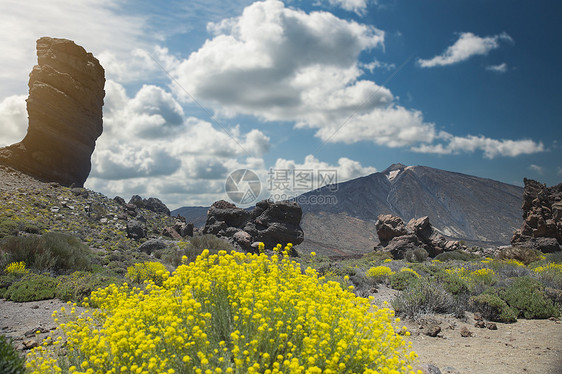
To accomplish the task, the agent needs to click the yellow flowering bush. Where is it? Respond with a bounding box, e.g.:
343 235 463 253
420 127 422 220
445 267 497 290
533 263 562 273
126 261 169 286
28 250 418 373
366 266 394 283
4 261 29 274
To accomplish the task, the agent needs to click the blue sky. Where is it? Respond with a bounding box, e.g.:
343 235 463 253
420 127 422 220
0 0 560 209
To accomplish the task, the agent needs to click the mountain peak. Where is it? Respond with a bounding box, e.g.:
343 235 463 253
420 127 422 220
383 163 408 173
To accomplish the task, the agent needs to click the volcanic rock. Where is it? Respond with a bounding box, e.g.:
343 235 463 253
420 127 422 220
375 214 465 258
0 37 105 187
129 195 171 216
511 179 562 252
203 199 304 252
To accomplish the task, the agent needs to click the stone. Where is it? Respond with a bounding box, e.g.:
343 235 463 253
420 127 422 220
375 214 465 258
233 230 252 248
203 199 304 252
137 239 168 255
512 179 562 251
129 195 170 216
460 326 473 337
425 324 441 337
376 214 409 244
127 220 146 240
486 322 498 330
162 227 182 240
415 364 442 374
114 196 126 205
0 37 105 187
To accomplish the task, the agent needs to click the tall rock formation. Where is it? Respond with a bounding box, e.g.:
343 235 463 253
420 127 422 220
511 178 562 252
0 37 105 187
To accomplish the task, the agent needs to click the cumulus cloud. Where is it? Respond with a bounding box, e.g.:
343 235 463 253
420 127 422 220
273 154 377 186
486 62 508 73
418 32 513 68
412 133 545 159
325 0 370 15
0 95 27 146
86 80 274 207
0 0 149 98
169 1 540 159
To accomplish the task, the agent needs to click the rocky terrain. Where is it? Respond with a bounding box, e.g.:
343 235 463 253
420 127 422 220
0 37 105 187
512 178 562 252
203 199 304 251
174 163 525 257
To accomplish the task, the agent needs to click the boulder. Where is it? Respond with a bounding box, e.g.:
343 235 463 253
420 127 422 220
129 195 171 216
0 37 105 186
138 239 168 255
127 220 146 240
511 179 562 252
203 199 304 252
376 214 409 244
374 214 465 258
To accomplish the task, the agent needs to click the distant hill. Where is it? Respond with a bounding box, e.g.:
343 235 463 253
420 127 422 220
171 206 209 228
173 164 524 256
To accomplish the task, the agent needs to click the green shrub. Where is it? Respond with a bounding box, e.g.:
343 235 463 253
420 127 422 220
434 250 480 262
392 278 454 319
0 334 25 374
407 263 442 277
3 274 57 302
496 246 543 265
469 293 517 323
389 269 419 290
437 272 471 295
0 219 19 239
55 272 121 303
499 277 559 319
404 248 428 263
0 232 92 273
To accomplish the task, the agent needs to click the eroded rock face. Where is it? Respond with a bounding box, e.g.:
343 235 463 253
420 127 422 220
203 199 304 252
511 179 562 252
375 214 465 258
0 37 105 187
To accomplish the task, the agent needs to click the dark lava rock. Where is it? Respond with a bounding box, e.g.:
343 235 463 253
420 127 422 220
129 195 170 216
137 239 168 255
512 178 562 252
0 37 105 187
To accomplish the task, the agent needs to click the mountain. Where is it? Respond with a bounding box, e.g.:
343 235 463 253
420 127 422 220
297 163 523 254
173 164 524 257
171 206 209 228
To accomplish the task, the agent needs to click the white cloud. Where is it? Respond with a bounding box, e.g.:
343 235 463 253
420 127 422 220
418 32 513 68
86 80 273 207
412 133 545 159
273 154 376 184
170 1 540 159
528 164 544 175
0 95 27 146
325 0 370 15
486 63 508 73
0 0 150 98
